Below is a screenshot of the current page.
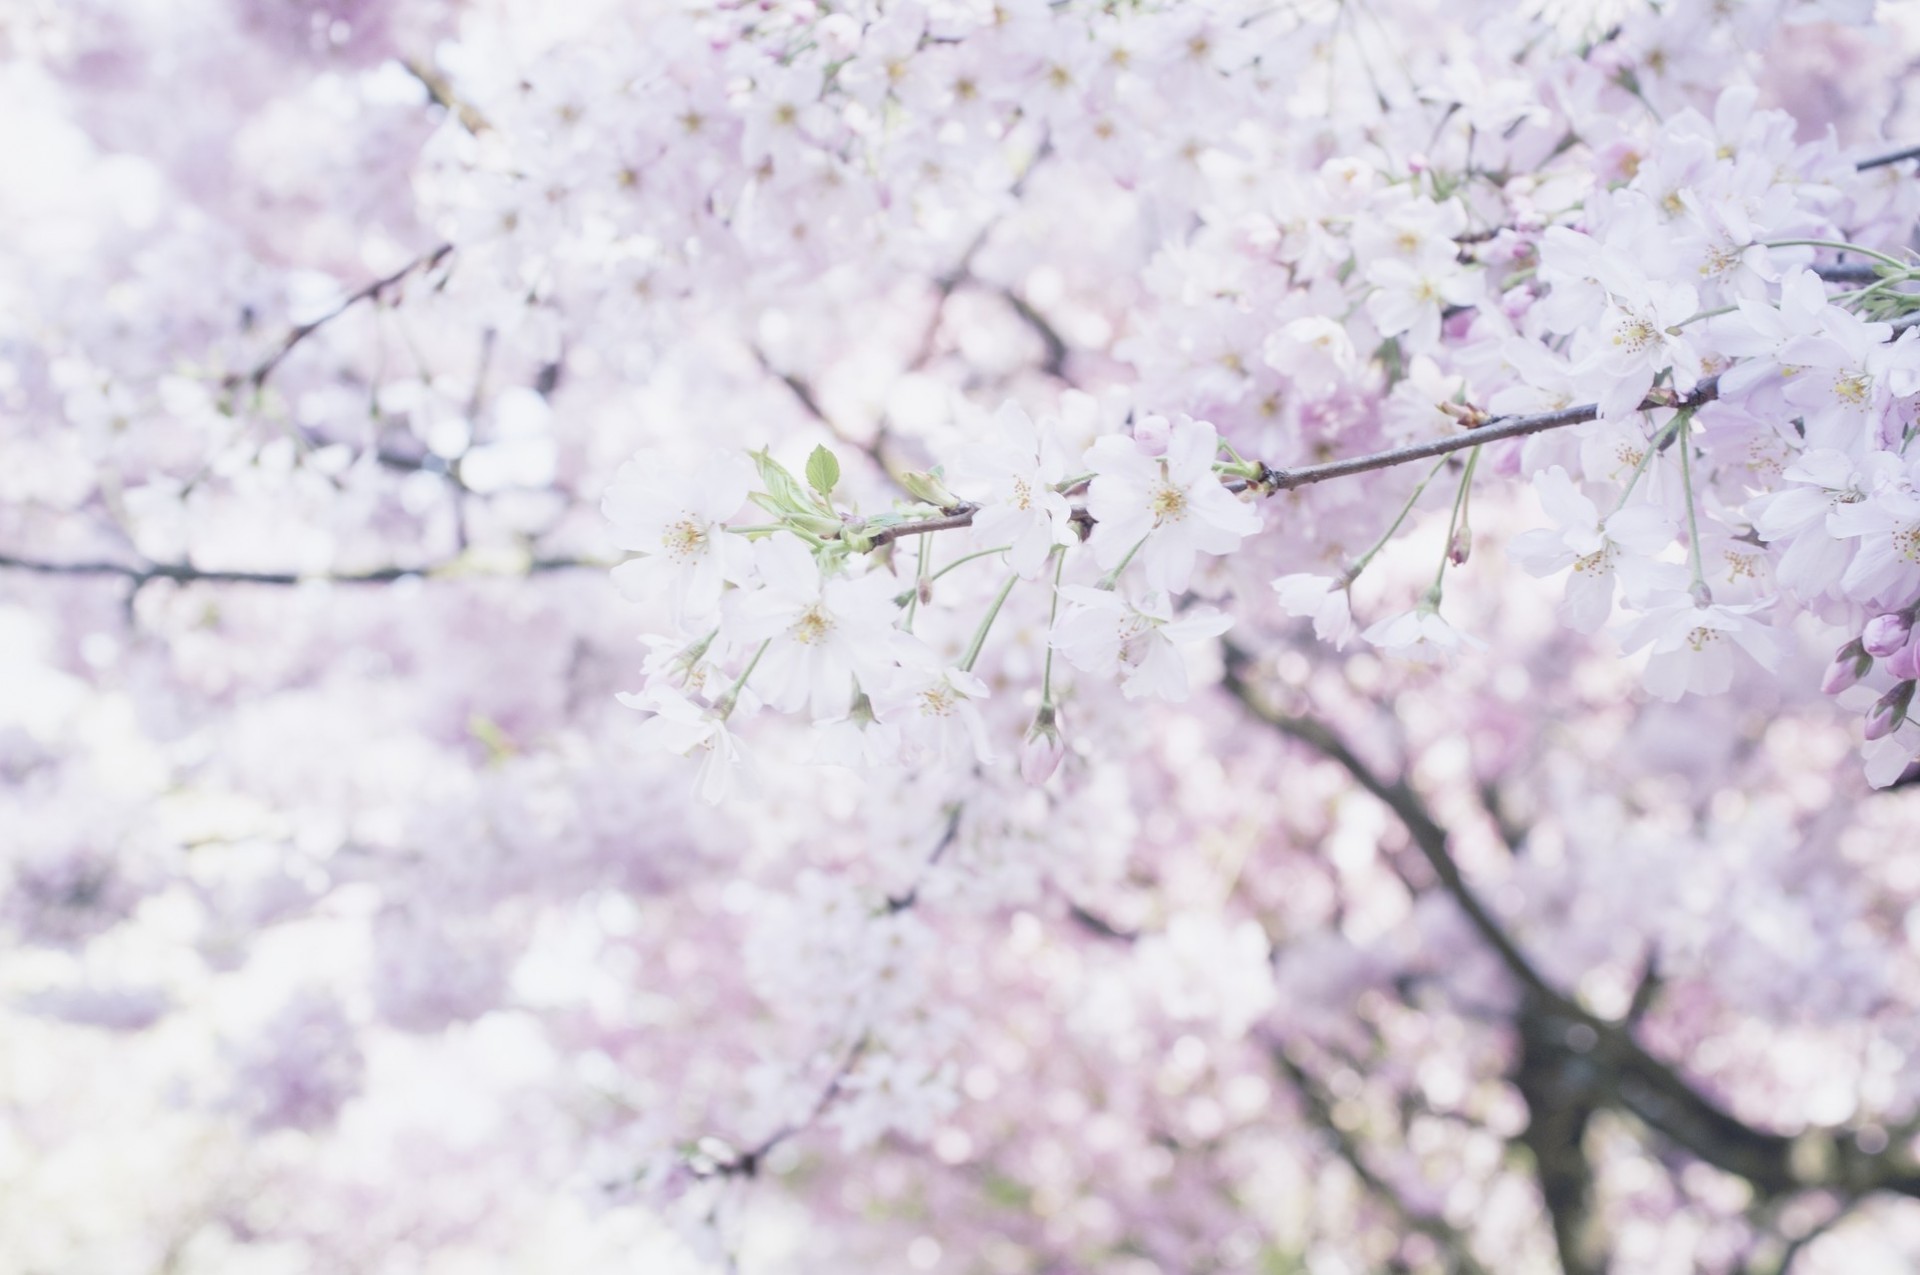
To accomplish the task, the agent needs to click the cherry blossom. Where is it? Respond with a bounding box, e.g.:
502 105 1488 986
1510 466 1674 633
1050 587 1234 702
1083 415 1262 593
8 2 1920 1271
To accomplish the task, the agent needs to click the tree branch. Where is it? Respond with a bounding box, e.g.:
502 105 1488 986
233 242 455 393
0 551 603 589
1855 141 1920 170
1219 645 1920 1219
1269 1042 1493 1274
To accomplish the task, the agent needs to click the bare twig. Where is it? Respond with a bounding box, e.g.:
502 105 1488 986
1855 141 1920 170
234 243 454 393
690 1037 868 1180
0 551 603 590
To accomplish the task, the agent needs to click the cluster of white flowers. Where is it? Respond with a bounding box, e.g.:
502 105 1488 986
609 111 1920 793
606 409 1264 802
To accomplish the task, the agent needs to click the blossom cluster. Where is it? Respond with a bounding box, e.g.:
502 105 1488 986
610 115 1920 794
9 0 1920 1272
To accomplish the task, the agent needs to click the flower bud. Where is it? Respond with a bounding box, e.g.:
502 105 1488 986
1864 681 1915 742
1131 413 1170 456
1863 613 1912 658
1020 705 1065 786
1821 638 1873 696
900 470 961 510
1448 525 1472 566
1890 638 1920 683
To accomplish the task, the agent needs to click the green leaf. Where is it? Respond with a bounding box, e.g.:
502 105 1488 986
750 448 813 516
805 445 841 498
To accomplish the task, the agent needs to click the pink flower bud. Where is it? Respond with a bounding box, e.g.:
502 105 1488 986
1890 639 1920 683
1864 681 1915 742
1131 414 1170 456
1448 526 1472 566
1020 706 1065 786
1822 638 1872 696
1863 613 1912 658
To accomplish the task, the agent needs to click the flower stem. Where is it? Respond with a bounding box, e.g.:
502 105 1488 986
1039 548 1066 707
960 572 1021 673
1763 238 1909 271
1098 537 1147 589
715 639 772 719
1343 455 1451 585
1612 409 1691 512
1675 418 1711 606
903 535 931 631
1431 445 1481 592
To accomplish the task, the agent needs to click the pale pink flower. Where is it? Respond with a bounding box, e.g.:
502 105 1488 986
1618 594 1785 701
1051 587 1233 701
945 401 1078 579
1361 604 1485 665
1271 573 1355 648
1510 466 1673 633
1084 416 1262 593
604 453 754 626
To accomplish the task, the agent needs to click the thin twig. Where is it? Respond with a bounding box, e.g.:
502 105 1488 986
235 243 454 392
1855 141 1920 170
0 552 604 589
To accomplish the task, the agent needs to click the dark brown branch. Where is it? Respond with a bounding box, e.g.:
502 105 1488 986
1513 995 1611 1275
1219 646 1920 1212
1065 902 1138 943
883 805 963 913
865 503 983 549
1814 262 1899 284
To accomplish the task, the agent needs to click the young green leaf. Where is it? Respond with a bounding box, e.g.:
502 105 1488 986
805 445 841 499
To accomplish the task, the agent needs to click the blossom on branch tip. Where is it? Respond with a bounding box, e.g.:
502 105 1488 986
945 402 1078 579
725 539 915 720
1084 415 1261 593
604 453 754 625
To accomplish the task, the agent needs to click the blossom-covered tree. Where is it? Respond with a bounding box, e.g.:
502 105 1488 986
7 1 1920 1271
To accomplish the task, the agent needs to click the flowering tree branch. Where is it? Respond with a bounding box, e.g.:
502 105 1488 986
1220 646 1920 1218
